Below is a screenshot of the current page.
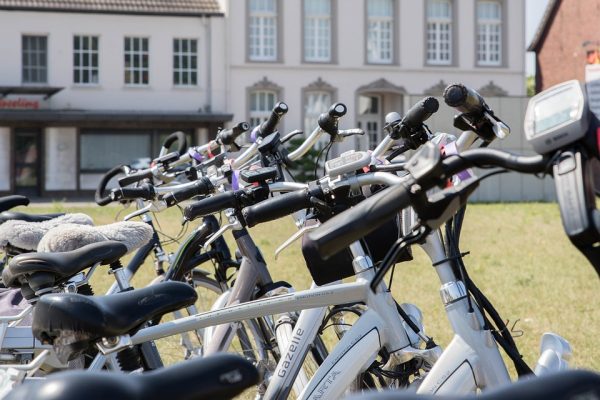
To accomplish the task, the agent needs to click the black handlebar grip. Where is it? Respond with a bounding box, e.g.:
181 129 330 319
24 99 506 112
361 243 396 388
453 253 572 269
443 83 486 116
242 189 313 228
218 122 250 145
306 180 413 260
258 102 289 138
162 178 214 207
0 195 30 213
111 185 156 202
95 165 129 206
318 103 347 136
402 97 439 129
184 191 238 221
118 169 154 187
162 131 188 156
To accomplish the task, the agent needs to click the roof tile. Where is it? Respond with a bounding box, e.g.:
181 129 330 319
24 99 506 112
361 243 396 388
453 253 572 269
0 0 223 16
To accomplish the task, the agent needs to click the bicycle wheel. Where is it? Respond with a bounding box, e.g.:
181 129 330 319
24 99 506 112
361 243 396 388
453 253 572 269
151 269 275 398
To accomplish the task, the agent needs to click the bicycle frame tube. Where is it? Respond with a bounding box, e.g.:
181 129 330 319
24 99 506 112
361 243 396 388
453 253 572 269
415 230 511 393
203 227 274 355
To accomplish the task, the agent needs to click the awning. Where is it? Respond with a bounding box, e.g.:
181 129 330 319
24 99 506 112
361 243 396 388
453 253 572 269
0 86 64 100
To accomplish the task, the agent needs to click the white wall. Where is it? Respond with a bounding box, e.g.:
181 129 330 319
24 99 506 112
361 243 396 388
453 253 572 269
0 11 227 113
0 128 10 191
44 127 77 191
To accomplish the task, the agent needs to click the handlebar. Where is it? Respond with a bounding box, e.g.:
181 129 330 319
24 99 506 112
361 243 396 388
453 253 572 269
118 168 154 187
403 97 439 129
443 83 487 116
258 102 289 138
318 103 347 137
184 191 238 221
95 165 129 206
242 186 323 228
217 122 250 146
308 147 548 260
161 178 214 207
161 131 188 157
110 184 156 202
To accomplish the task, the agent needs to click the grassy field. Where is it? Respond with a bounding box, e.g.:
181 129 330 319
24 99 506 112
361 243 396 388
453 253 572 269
18 202 600 376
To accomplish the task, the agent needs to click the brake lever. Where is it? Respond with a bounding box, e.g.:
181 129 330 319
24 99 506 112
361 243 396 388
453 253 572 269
339 128 365 138
274 223 320 260
486 111 510 139
123 200 167 221
281 129 304 144
202 217 242 249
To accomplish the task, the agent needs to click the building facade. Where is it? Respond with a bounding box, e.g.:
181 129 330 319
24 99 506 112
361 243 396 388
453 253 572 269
529 0 600 93
222 0 526 154
0 0 229 197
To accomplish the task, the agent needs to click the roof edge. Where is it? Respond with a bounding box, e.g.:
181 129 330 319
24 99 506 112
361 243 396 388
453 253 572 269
0 6 224 18
527 0 561 52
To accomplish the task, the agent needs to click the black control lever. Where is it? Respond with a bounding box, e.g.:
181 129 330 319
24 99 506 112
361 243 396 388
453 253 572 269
443 83 509 143
318 103 347 138
384 97 439 150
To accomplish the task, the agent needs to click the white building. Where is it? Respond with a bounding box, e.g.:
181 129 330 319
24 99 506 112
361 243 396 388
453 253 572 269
222 0 526 154
0 0 228 197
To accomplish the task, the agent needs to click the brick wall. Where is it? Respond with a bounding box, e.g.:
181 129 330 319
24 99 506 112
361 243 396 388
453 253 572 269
536 0 600 91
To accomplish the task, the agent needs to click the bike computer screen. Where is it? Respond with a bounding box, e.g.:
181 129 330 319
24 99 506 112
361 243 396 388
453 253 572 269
524 80 588 154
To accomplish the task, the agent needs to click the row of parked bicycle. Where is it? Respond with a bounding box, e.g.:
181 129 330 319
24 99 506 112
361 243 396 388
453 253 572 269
0 79 598 399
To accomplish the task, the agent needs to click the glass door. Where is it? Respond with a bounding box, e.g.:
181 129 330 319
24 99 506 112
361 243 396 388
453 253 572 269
357 95 382 150
14 129 41 197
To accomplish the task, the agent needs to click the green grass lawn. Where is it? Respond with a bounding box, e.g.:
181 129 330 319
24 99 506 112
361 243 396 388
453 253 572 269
18 202 600 376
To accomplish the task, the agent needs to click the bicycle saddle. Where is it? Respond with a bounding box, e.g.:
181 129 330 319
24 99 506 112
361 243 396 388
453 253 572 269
5 353 259 400
37 221 154 253
0 211 65 225
354 370 600 400
0 213 93 251
32 281 197 362
2 241 127 293
0 195 29 213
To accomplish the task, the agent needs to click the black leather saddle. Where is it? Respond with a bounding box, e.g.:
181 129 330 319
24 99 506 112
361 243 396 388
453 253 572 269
32 281 198 361
0 211 64 225
0 195 29 213
2 241 127 293
5 353 259 400
353 370 600 400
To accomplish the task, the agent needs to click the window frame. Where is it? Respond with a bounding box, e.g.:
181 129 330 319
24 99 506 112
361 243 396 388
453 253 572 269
424 0 455 67
73 35 100 86
246 0 282 63
301 79 337 140
173 38 199 87
302 0 337 64
124 36 150 86
245 78 283 142
475 0 505 68
365 0 397 65
22 35 48 85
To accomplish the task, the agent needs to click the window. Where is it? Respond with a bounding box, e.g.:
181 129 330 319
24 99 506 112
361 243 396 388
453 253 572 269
248 0 278 61
80 132 151 171
304 0 332 62
304 91 332 135
426 0 452 65
367 0 394 64
477 1 502 66
173 39 198 86
249 90 277 128
73 35 99 85
22 36 47 84
357 95 381 150
124 37 149 85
